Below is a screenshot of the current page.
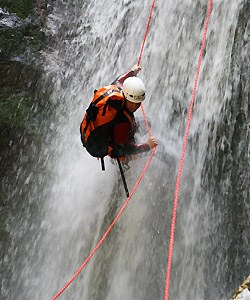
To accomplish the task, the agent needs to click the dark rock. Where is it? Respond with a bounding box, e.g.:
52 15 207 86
0 0 48 204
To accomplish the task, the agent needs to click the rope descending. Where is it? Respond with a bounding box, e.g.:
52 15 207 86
164 1 213 299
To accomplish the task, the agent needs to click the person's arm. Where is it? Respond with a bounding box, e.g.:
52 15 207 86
113 137 158 157
111 65 141 88
115 142 150 157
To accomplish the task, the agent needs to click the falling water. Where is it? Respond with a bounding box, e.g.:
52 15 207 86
1 0 249 299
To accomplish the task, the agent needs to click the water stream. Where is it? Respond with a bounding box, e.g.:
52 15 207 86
1 0 249 299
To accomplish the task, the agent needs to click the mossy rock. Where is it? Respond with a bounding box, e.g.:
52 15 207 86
0 0 36 19
0 94 33 129
0 24 42 62
0 61 41 94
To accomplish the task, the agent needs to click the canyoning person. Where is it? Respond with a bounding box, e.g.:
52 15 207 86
80 65 158 169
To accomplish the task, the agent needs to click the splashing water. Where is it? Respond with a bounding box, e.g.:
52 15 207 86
1 1 249 300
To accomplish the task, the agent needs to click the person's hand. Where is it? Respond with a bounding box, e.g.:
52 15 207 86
148 137 158 149
132 65 141 76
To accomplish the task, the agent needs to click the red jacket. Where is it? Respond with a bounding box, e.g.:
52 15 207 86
109 70 150 159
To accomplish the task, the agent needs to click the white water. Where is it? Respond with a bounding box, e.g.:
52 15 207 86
2 0 249 299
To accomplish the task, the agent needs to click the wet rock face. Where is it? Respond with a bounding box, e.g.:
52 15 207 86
0 1 45 83
0 1 48 205
0 1 35 19
37 0 48 27
0 1 49 271
203 1 250 298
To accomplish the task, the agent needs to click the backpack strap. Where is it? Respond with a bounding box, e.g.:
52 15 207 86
93 89 120 106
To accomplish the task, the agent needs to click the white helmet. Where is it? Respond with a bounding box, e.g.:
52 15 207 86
122 77 146 103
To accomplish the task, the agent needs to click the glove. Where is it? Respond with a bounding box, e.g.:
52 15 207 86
132 65 141 76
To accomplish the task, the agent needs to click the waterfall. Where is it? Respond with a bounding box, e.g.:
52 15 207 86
1 0 249 299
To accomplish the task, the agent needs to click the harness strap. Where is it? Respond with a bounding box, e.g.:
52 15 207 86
116 156 129 197
100 157 105 171
112 149 129 197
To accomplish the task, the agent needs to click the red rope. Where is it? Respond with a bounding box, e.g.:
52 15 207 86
51 150 156 300
51 2 156 299
138 0 156 66
141 104 151 137
164 1 213 299
138 0 156 136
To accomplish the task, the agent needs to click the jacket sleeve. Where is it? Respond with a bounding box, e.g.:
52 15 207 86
111 142 150 158
111 70 135 88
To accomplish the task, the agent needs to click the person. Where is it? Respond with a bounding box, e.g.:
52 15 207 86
80 65 158 164
108 65 158 160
